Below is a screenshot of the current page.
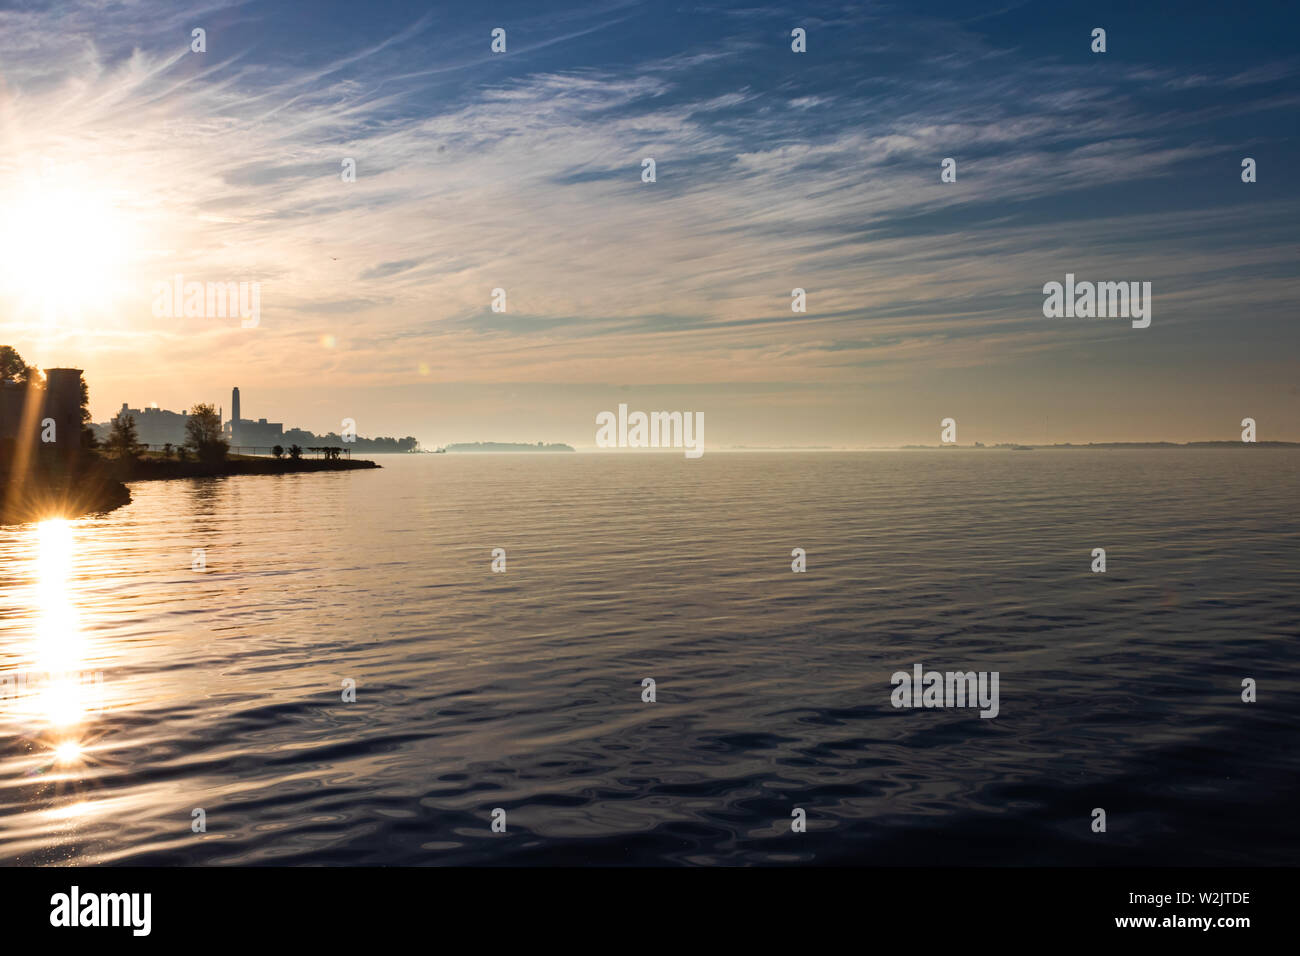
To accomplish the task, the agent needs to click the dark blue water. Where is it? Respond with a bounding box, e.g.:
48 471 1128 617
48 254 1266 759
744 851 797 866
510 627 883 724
1 449 1296 864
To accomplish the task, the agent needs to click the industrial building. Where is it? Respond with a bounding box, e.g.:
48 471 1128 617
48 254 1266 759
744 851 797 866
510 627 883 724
226 387 284 447
105 403 191 447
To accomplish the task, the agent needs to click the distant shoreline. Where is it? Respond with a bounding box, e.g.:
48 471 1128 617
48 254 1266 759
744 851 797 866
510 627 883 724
896 441 1300 450
568 442 1300 452
442 442 575 453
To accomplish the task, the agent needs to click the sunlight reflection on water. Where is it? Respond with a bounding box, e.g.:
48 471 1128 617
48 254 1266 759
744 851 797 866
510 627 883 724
0 452 1297 865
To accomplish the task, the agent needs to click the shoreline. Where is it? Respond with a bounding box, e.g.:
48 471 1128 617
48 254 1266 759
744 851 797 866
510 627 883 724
120 456 381 482
0 456 379 524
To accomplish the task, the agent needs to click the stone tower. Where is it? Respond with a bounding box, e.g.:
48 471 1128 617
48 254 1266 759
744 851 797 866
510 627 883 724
42 368 84 468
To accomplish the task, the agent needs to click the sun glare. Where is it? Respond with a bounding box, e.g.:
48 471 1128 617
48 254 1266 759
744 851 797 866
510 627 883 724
0 176 137 324
35 518 86 681
54 741 83 766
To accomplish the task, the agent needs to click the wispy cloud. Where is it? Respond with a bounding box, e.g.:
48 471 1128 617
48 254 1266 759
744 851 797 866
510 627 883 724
0 0 1296 443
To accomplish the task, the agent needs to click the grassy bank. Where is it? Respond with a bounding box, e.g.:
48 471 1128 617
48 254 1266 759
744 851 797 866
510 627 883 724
0 453 379 524
116 453 380 481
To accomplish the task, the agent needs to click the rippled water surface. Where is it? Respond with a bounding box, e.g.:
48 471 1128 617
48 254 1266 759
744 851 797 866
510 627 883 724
1 450 1297 865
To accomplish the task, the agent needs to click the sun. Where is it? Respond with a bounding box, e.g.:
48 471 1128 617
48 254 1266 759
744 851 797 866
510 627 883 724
0 173 138 324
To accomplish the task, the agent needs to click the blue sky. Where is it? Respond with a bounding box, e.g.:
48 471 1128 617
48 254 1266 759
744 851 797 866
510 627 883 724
1 0 1296 446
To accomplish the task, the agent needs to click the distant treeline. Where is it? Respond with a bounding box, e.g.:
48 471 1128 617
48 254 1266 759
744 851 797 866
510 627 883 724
444 442 574 452
278 430 419 453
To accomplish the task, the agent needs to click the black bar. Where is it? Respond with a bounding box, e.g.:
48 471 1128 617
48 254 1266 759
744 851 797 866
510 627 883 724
1 866 1281 941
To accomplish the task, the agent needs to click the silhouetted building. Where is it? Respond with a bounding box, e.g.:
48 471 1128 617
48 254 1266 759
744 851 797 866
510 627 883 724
231 387 241 444
0 367 84 467
101 403 190 447
237 417 284 445
224 387 283 447
0 380 29 444
44 369 83 454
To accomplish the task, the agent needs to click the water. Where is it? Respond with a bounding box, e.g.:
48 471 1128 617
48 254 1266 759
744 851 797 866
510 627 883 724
1 450 1297 865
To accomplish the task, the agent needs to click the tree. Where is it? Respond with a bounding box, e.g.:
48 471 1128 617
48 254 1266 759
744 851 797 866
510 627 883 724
106 411 143 460
78 377 90 424
162 443 174 459
185 402 229 463
0 345 35 385
78 376 100 452
288 444 302 460
272 445 284 459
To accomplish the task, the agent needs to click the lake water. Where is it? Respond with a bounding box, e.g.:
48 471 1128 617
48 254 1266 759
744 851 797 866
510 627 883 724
1 450 1297 865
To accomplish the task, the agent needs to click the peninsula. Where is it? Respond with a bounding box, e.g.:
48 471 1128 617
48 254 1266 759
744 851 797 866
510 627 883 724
1 349 378 524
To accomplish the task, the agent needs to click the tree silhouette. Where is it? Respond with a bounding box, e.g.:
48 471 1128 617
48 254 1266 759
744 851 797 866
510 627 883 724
106 410 143 460
0 345 35 385
78 376 97 450
185 402 229 464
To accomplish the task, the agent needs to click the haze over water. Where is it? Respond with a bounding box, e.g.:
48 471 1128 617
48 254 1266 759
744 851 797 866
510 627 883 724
1 450 1297 865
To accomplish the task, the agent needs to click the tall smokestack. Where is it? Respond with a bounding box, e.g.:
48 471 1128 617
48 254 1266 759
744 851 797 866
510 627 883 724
231 386 240 445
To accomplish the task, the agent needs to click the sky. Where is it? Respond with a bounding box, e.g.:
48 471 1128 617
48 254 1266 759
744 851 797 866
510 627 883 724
0 0 1297 448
